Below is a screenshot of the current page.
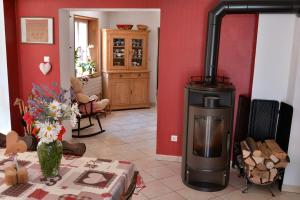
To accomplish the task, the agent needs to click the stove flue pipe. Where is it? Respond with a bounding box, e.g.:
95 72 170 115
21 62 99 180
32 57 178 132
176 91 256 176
205 0 300 84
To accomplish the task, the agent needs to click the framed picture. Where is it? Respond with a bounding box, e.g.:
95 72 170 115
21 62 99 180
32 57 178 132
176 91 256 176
21 17 53 44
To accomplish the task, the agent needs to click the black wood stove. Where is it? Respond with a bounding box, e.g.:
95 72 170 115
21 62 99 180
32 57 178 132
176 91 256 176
182 76 235 191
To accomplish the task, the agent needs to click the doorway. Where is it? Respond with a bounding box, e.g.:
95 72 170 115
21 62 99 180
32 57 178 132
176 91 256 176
59 9 160 159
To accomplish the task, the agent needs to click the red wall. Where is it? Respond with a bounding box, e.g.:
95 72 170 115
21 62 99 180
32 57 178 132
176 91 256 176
8 0 257 156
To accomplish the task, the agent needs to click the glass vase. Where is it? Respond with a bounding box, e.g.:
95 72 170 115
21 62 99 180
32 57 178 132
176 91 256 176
37 140 63 178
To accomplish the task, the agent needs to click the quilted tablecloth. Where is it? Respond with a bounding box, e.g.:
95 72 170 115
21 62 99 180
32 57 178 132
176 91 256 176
0 149 135 200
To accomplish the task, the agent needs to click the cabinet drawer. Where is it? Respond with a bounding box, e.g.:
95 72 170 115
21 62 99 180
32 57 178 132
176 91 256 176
109 72 149 79
131 72 149 79
110 73 132 79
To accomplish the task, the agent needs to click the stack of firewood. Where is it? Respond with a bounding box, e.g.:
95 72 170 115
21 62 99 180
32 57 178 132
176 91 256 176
240 137 289 185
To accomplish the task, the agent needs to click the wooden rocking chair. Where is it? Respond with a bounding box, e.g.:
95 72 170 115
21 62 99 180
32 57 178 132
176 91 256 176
72 99 106 138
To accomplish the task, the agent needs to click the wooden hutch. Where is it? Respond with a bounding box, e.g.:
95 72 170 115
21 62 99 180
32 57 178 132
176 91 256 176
102 29 150 110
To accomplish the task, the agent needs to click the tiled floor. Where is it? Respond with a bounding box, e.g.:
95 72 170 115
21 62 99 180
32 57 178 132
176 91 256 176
71 107 300 200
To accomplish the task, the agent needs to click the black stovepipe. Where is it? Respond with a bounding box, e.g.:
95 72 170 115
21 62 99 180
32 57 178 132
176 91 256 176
204 0 300 84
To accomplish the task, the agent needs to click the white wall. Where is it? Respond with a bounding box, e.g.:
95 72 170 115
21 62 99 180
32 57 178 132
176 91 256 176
107 11 160 104
252 14 300 192
0 0 12 134
252 15 296 101
282 17 300 192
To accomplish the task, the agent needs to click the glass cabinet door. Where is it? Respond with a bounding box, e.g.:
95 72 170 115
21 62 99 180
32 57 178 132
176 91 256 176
129 36 146 70
111 36 127 70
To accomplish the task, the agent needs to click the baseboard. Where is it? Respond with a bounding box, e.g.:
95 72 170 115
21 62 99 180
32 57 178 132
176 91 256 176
282 184 300 193
155 154 182 162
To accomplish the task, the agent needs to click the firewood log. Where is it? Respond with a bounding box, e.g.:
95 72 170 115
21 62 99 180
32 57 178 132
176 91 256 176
269 168 278 182
259 143 272 158
256 163 267 171
265 140 287 160
275 159 289 168
264 159 275 169
240 140 251 158
252 156 264 164
270 155 280 164
244 156 256 167
246 137 262 157
251 168 270 180
250 176 261 184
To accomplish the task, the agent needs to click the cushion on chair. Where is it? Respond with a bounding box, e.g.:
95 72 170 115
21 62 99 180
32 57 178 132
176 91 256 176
76 93 90 104
79 99 110 115
70 77 84 93
70 77 110 114
89 95 99 101
94 99 110 110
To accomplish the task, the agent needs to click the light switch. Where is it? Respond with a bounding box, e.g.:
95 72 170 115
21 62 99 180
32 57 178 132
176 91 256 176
44 56 50 63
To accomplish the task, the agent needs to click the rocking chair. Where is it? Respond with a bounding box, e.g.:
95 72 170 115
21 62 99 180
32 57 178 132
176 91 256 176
70 77 109 138
72 99 106 138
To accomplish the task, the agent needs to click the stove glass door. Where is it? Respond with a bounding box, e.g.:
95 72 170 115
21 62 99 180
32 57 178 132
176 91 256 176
193 115 224 158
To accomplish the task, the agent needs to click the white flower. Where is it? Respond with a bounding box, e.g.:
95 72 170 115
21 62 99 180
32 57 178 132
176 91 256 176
61 103 68 111
36 121 62 144
71 103 80 116
48 100 61 112
70 114 78 127
70 103 80 127
49 100 63 120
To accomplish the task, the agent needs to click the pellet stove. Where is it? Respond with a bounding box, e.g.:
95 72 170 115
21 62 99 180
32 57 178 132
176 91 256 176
181 0 300 192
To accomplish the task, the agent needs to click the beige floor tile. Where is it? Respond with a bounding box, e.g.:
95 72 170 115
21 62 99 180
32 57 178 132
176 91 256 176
160 175 186 191
229 170 245 189
139 170 157 183
138 146 156 157
210 185 238 197
132 193 149 200
220 186 275 200
118 150 149 161
166 164 181 174
134 157 164 170
272 192 300 200
102 136 126 146
144 166 176 179
177 186 216 200
141 180 173 199
152 192 185 200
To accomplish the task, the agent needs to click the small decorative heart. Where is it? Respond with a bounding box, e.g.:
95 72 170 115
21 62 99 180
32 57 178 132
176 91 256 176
39 62 51 75
5 131 27 155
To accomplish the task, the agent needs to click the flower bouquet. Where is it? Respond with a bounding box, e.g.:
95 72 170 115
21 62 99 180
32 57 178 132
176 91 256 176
25 83 80 178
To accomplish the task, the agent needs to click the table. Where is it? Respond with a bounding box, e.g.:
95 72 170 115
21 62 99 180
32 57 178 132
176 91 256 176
0 149 135 199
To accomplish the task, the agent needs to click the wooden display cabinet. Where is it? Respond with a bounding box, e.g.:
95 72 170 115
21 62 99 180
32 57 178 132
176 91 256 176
102 29 150 110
